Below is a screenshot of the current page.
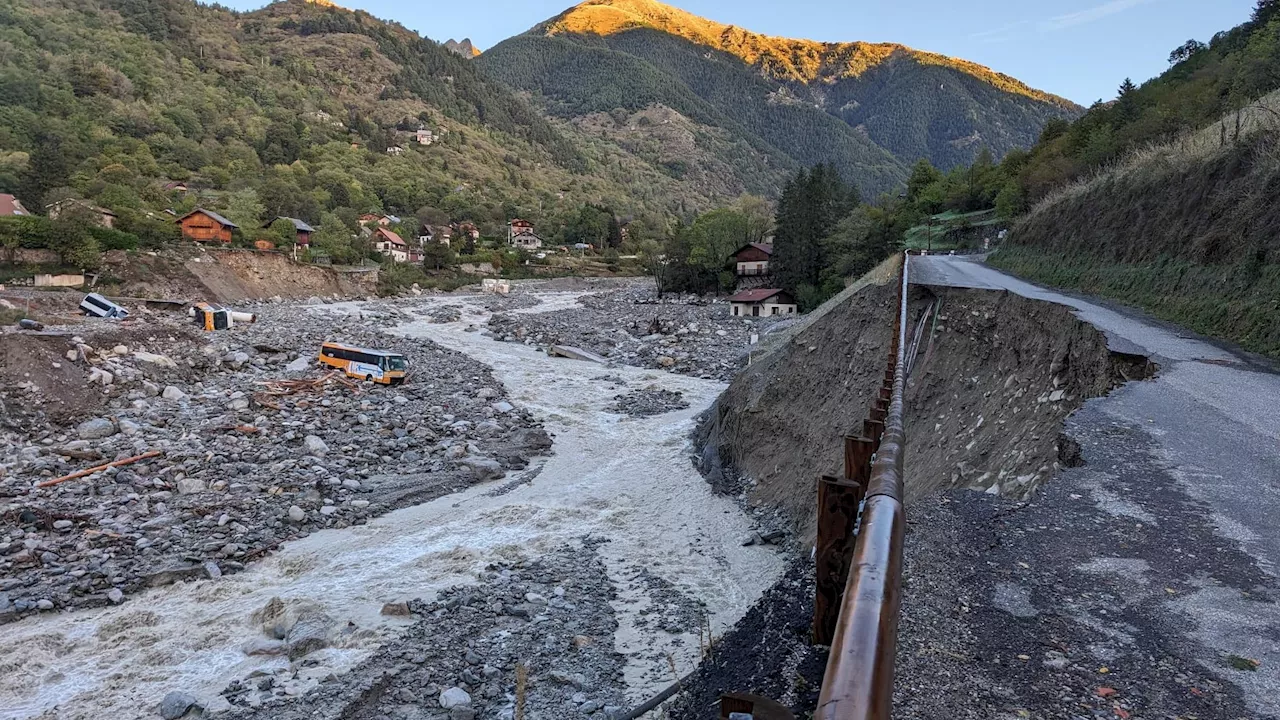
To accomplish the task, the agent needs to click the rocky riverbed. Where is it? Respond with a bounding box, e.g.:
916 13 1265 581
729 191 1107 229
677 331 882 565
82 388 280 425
0 300 548 622
486 284 795 381
0 285 785 720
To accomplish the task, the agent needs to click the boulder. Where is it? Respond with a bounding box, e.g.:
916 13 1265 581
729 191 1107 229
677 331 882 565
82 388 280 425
285 606 337 659
76 418 116 440
162 386 187 401
439 687 472 710
158 691 199 720
302 435 329 457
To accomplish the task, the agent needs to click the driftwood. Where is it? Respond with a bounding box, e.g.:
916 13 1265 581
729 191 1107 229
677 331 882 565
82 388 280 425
36 450 163 488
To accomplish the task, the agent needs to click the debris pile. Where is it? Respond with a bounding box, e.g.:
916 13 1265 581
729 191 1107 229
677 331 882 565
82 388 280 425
609 387 691 418
487 285 793 381
221 543 628 720
0 301 550 622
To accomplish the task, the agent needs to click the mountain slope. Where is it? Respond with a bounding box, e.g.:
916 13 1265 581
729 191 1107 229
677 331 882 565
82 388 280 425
480 0 1080 191
0 0 783 252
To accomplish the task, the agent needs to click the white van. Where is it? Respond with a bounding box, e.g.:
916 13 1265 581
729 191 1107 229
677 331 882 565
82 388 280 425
80 293 129 319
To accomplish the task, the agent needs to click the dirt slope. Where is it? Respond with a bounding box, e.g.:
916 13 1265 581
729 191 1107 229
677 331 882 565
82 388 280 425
697 278 1153 539
101 249 378 302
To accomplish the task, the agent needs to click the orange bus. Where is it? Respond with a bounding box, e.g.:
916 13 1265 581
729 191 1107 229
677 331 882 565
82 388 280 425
318 342 408 385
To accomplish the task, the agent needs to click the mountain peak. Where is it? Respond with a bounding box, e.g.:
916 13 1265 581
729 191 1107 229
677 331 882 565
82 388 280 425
444 38 482 57
537 0 1074 108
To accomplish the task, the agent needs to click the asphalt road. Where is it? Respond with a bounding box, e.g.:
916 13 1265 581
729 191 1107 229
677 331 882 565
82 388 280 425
905 254 1280 718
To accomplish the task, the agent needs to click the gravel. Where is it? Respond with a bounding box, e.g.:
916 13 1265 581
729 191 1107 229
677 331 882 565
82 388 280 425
220 542 628 720
0 300 550 621
486 283 796 381
609 387 691 418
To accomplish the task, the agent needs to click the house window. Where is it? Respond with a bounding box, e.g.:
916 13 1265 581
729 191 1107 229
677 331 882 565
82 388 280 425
752 305 759 317
732 306 739 316
771 306 778 316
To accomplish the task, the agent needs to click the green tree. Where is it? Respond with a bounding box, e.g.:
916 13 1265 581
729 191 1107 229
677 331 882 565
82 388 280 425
421 239 455 270
48 202 102 268
224 189 265 231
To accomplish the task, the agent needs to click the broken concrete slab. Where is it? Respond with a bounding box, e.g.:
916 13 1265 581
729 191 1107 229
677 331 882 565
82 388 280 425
548 345 609 364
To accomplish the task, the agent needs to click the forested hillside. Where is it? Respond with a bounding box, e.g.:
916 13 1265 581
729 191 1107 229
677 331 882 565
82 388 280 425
981 1 1280 358
0 0 775 264
479 0 1079 194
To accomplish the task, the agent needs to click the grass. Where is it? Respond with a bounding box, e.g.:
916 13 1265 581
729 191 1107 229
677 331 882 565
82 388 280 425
990 246 1280 359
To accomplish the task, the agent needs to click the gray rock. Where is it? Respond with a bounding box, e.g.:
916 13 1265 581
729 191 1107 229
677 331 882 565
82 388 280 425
285 356 312 373
460 457 504 481
145 563 203 588
491 401 515 414
118 419 141 436
107 588 124 604
288 505 306 523
303 435 329 457
162 386 187 401
439 687 472 709
285 607 336 659
77 418 116 440
52 519 74 531
175 477 206 495
158 691 199 720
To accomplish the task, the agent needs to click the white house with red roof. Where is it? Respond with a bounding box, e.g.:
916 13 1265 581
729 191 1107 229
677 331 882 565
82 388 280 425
727 288 798 318
372 227 408 262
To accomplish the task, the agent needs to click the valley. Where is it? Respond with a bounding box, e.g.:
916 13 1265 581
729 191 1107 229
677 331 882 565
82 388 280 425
3 0 1280 719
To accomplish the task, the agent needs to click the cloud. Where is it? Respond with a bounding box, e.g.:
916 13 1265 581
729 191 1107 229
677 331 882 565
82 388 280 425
1039 0 1159 31
968 20 1032 43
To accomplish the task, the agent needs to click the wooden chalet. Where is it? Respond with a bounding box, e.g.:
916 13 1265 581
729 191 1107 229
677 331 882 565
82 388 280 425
176 209 238 244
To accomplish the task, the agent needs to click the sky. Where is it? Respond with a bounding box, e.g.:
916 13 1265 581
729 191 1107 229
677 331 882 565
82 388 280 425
219 0 1258 104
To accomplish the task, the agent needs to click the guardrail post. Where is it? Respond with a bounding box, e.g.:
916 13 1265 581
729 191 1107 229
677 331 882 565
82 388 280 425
813 475 863 644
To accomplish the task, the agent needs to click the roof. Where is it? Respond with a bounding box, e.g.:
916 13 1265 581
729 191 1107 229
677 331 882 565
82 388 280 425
509 218 533 225
375 228 406 246
321 342 404 357
264 217 315 232
727 288 791 303
0 193 29 216
176 208 239 228
733 242 774 257
47 198 117 216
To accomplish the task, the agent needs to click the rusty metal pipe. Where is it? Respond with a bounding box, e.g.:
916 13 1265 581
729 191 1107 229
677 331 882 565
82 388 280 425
816 252 910 720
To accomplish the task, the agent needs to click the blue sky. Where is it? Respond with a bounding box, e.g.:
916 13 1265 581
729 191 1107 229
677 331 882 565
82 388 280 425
220 0 1257 104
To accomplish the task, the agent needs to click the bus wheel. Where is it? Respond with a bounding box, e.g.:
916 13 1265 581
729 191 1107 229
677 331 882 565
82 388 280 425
365 375 374 384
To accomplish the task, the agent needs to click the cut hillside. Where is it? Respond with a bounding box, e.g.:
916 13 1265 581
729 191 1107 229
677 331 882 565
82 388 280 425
992 90 1280 359
480 0 1079 192
697 261 1151 537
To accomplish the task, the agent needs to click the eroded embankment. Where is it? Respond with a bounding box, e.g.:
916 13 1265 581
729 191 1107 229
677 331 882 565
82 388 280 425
699 280 1152 539
674 277 1156 718
98 248 378 301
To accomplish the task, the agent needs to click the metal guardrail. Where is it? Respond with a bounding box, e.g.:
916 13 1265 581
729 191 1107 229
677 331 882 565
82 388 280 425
812 252 911 720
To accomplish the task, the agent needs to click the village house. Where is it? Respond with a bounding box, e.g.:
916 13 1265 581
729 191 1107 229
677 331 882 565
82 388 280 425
45 199 118 228
263 217 314 245
507 218 543 250
359 213 400 227
731 243 774 277
163 181 189 193
419 225 452 247
372 227 408 262
455 222 481 241
0 193 30 217
176 208 238 244
414 129 436 145
387 146 405 156
727 288 798 318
